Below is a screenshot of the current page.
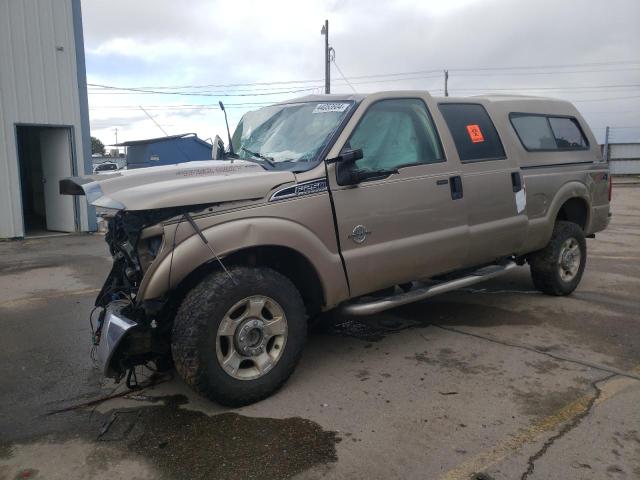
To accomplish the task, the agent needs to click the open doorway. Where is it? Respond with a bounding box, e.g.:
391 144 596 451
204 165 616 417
17 126 78 236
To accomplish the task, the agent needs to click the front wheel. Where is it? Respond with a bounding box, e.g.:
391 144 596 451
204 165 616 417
528 221 587 296
172 266 307 406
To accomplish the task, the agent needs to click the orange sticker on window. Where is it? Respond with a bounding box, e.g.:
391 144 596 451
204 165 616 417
466 124 485 143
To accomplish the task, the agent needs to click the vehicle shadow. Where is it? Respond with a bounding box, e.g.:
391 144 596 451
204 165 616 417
312 269 542 342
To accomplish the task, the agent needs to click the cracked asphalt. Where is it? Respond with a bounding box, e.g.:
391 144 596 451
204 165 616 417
1 184 639 480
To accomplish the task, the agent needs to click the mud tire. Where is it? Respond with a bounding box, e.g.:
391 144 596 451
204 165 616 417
172 266 307 406
528 221 587 296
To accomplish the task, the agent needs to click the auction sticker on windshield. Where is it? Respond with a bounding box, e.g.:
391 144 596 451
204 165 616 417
313 103 350 114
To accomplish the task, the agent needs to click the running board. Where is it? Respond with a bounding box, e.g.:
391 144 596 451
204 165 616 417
341 261 518 316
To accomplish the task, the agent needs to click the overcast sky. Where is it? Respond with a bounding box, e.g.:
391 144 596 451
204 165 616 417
81 0 640 150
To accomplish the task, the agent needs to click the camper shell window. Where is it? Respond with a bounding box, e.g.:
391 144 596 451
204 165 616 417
510 113 589 152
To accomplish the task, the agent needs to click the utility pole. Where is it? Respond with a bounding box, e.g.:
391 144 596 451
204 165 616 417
444 70 449 97
321 20 330 94
603 125 610 162
114 127 118 144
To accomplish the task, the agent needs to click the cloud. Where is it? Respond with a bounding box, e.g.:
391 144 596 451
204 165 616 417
82 0 640 144
88 38 230 61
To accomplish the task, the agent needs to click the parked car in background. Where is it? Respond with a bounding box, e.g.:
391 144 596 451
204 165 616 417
61 91 611 406
93 162 119 174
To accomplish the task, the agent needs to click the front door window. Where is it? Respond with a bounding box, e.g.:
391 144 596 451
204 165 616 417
340 98 444 178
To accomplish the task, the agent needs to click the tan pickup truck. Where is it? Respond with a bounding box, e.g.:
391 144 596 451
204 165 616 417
61 91 611 405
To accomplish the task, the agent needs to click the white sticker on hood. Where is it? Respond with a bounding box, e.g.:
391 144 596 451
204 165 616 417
175 164 259 177
312 103 350 114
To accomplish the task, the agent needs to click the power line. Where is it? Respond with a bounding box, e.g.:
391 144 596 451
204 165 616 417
332 59 357 93
572 95 640 102
90 74 640 98
87 82 325 94
87 60 640 91
452 67 640 77
450 83 640 92
87 83 320 97
448 60 640 72
89 102 274 110
87 73 445 97
89 90 447 112
86 87 636 114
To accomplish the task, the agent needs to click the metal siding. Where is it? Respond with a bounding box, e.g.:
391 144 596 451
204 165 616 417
609 143 640 160
0 0 89 237
608 144 640 174
71 0 95 231
610 159 640 175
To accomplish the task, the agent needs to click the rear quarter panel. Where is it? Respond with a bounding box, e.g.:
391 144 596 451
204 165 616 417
520 166 609 252
487 98 609 252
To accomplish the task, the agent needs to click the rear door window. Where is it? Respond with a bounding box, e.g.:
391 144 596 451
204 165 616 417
438 103 506 162
510 114 588 151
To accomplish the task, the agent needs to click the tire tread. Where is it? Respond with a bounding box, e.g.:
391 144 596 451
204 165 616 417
172 266 306 406
528 221 586 296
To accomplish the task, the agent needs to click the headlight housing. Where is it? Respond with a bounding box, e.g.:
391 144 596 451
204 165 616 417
137 234 164 273
96 206 121 219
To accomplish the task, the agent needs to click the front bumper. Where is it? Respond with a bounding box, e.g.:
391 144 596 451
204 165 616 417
97 302 138 378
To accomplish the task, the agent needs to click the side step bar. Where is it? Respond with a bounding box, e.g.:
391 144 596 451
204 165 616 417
341 261 518 316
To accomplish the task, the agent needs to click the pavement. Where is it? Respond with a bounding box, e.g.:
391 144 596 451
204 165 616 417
1 186 639 480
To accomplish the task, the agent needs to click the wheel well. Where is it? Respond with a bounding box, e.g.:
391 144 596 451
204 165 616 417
171 246 325 318
556 198 588 230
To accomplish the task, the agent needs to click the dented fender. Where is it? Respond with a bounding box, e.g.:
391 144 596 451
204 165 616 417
138 216 349 309
520 179 593 253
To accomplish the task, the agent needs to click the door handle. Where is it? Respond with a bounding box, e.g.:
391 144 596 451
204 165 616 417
511 171 522 192
449 175 463 200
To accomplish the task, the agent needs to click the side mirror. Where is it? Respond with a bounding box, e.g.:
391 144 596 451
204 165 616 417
326 148 363 165
212 135 225 160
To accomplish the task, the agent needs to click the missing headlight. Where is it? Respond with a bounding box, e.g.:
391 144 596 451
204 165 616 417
138 235 164 273
147 235 163 257
96 206 121 218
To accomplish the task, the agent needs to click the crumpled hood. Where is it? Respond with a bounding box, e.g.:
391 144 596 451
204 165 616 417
59 160 295 211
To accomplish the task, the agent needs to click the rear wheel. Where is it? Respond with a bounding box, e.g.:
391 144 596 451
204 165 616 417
172 266 307 406
528 221 587 296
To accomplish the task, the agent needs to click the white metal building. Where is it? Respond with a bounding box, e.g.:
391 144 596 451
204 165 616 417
607 143 640 175
0 0 93 238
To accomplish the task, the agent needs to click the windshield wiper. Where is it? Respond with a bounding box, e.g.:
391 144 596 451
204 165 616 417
241 147 276 169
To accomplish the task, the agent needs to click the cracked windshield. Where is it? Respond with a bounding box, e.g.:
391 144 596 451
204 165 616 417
231 101 353 169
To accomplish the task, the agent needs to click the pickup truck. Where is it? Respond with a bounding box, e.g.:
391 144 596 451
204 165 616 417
60 91 611 406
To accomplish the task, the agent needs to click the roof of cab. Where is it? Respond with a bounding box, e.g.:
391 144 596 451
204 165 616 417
281 92 575 110
436 93 573 106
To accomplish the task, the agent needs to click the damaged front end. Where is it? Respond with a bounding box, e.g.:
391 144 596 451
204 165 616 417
92 208 183 382
60 160 296 383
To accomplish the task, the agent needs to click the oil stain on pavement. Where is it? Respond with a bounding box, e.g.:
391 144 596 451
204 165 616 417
1 394 340 480
119 395 340 479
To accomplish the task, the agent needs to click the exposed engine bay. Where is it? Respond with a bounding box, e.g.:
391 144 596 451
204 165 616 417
92 206 212 384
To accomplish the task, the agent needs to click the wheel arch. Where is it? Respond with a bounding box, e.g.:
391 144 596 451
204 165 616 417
140 217 349 310
171 245 326 318
555 196 590 231
544 181 591 238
